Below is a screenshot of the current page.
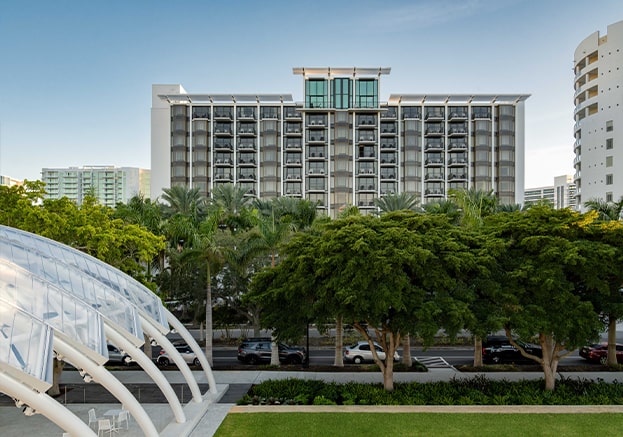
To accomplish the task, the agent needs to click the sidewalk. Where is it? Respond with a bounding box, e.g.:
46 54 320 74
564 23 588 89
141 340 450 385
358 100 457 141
2 368 623 437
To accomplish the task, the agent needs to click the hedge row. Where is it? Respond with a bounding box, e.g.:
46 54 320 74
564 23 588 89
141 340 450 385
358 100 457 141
238 376 623 406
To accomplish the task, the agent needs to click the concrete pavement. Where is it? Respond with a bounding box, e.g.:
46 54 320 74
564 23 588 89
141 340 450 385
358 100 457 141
2 368 623 436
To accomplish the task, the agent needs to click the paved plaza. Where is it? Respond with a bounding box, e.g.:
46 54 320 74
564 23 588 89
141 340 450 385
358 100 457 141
1 368 623 436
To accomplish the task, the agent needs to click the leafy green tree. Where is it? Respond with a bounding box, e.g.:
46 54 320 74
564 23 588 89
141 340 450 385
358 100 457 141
210 183 255 232
485 206 611 390
250 212 478 391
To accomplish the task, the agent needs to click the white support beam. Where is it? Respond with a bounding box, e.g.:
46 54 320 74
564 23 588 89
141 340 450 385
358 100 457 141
0 371 97 437
54 338 159 436
141 316 203 403
104 324 186 423
165 308 217 394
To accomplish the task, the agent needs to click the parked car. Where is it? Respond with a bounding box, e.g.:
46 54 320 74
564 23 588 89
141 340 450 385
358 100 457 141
237 337 308 365
106 344 134 366
580 343 623 364
343 341 400 364
157 344 201 367
482 335 542 364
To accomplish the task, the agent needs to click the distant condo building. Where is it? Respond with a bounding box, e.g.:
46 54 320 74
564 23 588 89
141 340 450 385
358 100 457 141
151 67 529 217
574 20 623 207
41 166 150 208
0 175 22 187
524 175 576 209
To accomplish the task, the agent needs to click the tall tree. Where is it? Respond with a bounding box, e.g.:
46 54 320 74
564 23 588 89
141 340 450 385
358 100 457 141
485 206 610 390
250 212 477 391
373 192 420 214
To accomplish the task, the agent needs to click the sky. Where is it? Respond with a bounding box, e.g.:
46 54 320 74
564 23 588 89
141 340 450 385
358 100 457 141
1 0 622 188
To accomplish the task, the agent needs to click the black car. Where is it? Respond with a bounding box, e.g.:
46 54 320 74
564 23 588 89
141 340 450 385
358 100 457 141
237 337 307 365
482 335 542 364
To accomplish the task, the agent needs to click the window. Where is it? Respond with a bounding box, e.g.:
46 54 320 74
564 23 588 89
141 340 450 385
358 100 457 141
606 192 613 202
306 79 328 108
607 138 613 149
332 78 352 109
606 156 613 167
355 79 378 109
606 174 613 185
607 120 613 132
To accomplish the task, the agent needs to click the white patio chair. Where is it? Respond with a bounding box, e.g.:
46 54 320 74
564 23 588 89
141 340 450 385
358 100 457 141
115 409 129 430
88 408 99 429
97 418 116 437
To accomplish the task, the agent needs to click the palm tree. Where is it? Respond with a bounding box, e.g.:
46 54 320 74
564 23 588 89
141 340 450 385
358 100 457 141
210 183 255 232
584 197 623 221
160 185 206 221
373 192 420 214
448 188 499 367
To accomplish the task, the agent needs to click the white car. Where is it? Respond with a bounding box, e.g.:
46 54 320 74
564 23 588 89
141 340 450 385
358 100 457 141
343 341 400 364
157 344 201 367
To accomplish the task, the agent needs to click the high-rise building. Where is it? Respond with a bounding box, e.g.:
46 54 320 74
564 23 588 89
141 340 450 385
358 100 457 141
41 166 150 208
524 175 576 209
151 67 529 217
573 20 623 207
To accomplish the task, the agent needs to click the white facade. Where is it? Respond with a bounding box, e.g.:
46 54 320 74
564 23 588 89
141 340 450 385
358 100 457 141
41 165 150 207
574 20 623 208
524 174 576 209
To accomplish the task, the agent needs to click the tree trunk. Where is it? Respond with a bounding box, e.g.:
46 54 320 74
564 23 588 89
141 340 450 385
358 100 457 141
402 334 412 367
205 269 213 366
383 356 395 392
333 316 344 367
270 335 280 366
538 333 559 391
143 333 153 362
607 315 618 366
473 336 483 367
46 358 64 397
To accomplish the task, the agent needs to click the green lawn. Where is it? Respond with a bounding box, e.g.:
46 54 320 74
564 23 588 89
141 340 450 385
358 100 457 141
214 412 623 437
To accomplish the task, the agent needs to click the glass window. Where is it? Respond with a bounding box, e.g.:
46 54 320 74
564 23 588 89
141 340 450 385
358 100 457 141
607 138 614 149
606 156 613 167
355 79 378 109
306 79 328 108
332 78 352 109
606 174 613 185
606 120 613 132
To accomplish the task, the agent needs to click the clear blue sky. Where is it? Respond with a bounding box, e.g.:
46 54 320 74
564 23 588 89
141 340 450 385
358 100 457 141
1 0 622 188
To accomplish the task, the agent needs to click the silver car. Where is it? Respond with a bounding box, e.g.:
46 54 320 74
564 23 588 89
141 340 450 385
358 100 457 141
156 344 201 367
343 341 400 364
106 344 134 366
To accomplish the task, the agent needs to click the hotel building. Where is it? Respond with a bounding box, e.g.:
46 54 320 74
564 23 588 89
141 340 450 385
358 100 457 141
151 67 529 217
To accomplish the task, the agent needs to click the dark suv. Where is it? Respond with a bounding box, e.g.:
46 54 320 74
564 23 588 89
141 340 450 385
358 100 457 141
482 335 542 364
237 337 307 365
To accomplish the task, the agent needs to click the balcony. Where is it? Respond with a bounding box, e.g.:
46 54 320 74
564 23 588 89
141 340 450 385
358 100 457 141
285 142 302 150
237 142 256 151
424 127 444 136
425 189 444 196
380 157 396 165
358 184 376 191
448 127 467 136
358 168 375 175
214 142 233 151
380 173 396 180
214 127 233 136
237 127 257 136
448 173 467 180
214 110 233 120
425 142 444 151
448 142 467 151
238 157 256 166
214 157 233 166
238 173 256 181
357 117 376 127
448 157 467 166
425 173 444 181
286 174 302 181
308 119 326 128
381 108 397 119
358 135 376 144
448 112 467 121
424 112 444 121
308 168 326 176
308 151 325 159
237 110 256 121
380 142 396 150
214 173 234 182
425 158 444 166
308 135 326 143
285 109 302 120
